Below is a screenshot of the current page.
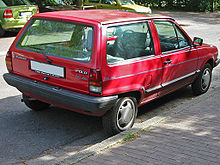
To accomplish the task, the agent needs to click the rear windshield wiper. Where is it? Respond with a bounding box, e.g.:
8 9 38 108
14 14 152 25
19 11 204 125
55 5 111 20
27 46 52 64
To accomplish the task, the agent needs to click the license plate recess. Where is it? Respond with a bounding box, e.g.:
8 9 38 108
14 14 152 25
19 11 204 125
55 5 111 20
30 60 65 78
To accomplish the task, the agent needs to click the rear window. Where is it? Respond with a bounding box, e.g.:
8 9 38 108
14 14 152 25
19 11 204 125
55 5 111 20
2 0 31 6
17 19 94 63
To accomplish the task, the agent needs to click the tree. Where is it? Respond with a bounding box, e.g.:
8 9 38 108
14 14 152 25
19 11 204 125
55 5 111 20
211 0 215 12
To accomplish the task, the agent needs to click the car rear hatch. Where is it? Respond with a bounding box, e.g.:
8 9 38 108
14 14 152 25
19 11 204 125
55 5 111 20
9 17 95 95
9 5 38 19
2 0 38 20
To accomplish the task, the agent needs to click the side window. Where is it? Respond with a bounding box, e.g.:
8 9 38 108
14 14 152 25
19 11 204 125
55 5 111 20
101 0 116 4
175 25 190 48
106 22 154 64
154 21 190 53
88 0 99 3
154 21 178 52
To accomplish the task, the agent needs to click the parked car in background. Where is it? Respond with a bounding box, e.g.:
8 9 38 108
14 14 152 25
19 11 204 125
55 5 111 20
3 10 219 135
83 0 151 13
28 0 78 12
0 0 38 37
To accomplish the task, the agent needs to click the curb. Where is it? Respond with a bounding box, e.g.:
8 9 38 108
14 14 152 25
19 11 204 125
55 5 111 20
25 86 220 165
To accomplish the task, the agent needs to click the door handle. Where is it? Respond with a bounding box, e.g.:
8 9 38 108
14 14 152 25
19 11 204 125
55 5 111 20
164 60 173 65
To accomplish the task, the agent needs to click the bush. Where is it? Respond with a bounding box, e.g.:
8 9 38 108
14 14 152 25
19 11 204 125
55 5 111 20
133 0 220 12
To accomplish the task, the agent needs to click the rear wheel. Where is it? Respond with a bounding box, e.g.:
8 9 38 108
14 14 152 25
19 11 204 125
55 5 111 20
192 63 212 95
22 94 50 111
0 25 5 37
102 97 137 136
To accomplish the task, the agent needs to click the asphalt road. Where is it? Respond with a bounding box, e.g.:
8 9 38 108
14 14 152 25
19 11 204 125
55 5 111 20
0 11 219 164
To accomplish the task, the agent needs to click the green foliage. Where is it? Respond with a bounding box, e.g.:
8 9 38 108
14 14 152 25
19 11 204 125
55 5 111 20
134 0 220 11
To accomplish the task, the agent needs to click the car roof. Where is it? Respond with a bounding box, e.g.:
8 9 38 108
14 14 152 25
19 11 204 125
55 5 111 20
34 9 173 25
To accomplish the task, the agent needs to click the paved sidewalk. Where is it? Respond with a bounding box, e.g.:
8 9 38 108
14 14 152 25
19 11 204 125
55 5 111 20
78 89 220 165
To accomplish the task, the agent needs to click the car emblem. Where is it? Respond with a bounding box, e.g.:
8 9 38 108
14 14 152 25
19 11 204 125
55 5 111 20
75 69 88 75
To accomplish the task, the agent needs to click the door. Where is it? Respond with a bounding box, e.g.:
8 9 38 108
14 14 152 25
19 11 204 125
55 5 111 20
154 20 198 95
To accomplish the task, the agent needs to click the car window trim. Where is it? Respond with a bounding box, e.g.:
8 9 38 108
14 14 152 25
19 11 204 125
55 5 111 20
161 45 191 55
107 54 156 65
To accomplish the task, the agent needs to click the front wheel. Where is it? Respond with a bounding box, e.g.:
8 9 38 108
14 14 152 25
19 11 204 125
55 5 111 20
102 97 137 136
22 94 50 111
192 63 212 95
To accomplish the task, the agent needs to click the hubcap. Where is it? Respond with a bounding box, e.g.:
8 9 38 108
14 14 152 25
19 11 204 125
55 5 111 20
201 68 211 91
116 98 135 131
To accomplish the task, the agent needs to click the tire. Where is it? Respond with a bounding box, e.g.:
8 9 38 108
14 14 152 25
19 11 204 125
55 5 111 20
0 25 5 37
192 63 212 96
102 97 137 136
22 94 50 111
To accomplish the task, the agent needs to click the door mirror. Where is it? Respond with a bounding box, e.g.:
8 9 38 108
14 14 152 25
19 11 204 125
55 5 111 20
193 37 203 46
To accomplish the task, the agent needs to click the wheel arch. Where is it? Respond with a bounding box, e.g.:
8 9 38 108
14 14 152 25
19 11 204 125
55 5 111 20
118 90 143 105
206 58 215 69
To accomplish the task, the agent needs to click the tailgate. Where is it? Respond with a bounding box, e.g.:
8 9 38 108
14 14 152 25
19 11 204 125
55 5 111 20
11 17 95 95
11 51 90 94
10 5 38 19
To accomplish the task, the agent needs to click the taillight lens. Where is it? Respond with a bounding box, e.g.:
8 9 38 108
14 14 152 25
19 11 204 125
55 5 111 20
89 69 102 94
5 51 13 72
37 7 39 13
3 9 13 18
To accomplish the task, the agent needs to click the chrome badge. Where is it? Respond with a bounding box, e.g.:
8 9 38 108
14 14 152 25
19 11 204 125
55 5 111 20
75 69 88 75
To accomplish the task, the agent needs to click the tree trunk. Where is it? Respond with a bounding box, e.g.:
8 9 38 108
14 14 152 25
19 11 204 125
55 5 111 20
77 0 83 10
158 0 162 8
211 0 215 12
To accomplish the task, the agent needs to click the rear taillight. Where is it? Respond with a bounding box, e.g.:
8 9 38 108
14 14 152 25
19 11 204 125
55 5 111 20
37 7 39 13
89 69 102 94
3 9 13 18
5 51 13 72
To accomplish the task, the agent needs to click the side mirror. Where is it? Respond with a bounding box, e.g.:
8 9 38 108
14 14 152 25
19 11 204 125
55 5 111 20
193 37 203 46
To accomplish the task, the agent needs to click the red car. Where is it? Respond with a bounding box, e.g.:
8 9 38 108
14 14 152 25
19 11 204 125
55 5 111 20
3 10 219 135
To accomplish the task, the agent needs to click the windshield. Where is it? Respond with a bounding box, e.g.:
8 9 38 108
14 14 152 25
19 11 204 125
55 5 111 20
117 0 135 5
2 0 31 6
17 19 94 63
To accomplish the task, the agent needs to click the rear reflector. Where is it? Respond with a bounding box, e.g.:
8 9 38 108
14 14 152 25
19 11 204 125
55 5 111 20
5 51 13 72
3 9 13 18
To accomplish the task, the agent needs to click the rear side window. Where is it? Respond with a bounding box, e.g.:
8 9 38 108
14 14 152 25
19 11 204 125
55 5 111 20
2 0 30 6
106 22 154 64
154 21 190 53
17 19 94 63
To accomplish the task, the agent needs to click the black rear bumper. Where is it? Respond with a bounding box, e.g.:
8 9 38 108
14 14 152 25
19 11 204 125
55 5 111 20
3 73 118 114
